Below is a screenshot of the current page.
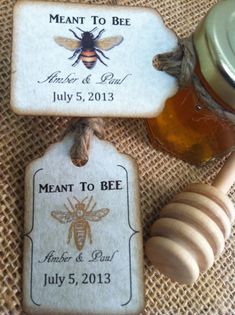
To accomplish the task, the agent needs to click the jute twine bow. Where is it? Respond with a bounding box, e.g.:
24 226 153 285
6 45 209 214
154 36 235 125
63 118 105 165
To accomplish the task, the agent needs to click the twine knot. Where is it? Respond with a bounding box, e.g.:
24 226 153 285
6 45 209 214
154 37 235 125
155 37 196 88
64 118 105 165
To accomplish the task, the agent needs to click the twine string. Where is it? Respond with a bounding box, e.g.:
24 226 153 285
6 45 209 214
154 37 235 125
63 118 105 165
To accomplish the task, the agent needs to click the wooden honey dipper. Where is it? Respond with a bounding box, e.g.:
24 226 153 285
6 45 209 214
145 153 235 285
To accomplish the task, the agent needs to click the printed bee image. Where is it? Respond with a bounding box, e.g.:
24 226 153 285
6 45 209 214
51 196 110 251
54 27 124 69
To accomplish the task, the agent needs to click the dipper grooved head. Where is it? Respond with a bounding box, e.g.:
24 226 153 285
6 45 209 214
145 182 234 284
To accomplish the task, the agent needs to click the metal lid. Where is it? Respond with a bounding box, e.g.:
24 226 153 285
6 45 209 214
193 0 235 110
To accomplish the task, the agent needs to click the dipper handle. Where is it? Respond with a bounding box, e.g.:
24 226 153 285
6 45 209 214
213 152 235 194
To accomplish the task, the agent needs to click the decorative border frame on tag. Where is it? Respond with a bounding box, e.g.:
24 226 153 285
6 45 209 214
23 129 145 315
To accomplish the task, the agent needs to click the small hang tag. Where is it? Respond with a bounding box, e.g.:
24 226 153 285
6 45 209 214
11 0 177 117
23 135 144 315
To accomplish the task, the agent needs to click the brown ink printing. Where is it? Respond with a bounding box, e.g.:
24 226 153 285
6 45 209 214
51 196 110 251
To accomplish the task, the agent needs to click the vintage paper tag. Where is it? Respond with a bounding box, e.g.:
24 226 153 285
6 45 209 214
23 135 144 315
11 0 177 117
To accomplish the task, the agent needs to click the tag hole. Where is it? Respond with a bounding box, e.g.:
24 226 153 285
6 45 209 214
71 158 88 167
152 56 161 70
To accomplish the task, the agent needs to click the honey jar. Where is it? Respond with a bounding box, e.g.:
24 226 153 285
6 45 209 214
147 0 235 165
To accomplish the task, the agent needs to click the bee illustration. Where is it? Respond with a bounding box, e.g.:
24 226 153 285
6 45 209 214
51 196 109 251
54 27 123 69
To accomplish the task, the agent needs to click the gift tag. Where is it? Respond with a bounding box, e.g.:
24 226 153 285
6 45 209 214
11 0 177 117
23 135 144 315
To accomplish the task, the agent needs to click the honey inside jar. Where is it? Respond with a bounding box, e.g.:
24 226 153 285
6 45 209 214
147 0 235 165
147 76 235 165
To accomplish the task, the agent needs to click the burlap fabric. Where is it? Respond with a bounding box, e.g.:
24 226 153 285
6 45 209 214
1 0 235 314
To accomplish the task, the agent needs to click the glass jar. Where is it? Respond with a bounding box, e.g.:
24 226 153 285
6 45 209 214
147 0 235 165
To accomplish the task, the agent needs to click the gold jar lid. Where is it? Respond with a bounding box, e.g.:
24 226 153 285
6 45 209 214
193 0 235 111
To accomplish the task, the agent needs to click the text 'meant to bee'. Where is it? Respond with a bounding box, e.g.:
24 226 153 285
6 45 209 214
49 14 131 26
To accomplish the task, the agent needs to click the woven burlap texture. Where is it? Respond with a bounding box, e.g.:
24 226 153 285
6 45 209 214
1 0 234 314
